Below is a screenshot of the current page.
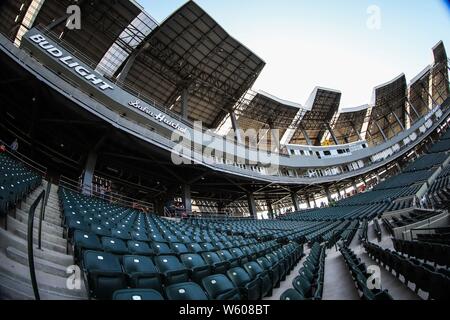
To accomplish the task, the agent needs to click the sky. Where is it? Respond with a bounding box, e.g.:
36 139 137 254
138 0 450 110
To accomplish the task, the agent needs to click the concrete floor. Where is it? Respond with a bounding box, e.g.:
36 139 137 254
322 248 360 300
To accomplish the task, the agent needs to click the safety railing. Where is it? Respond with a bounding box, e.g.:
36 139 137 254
27 189 46 300
59 175 154 212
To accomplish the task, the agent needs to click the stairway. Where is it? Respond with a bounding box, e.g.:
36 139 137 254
0 181 88 300
322 248 360 300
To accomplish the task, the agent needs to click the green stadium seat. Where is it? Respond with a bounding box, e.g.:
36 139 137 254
73 231 103 261
280 289 307 300
165 282 209 300
243 261 272 298
113 289 164 300
122 255 162 292
83 251 126 300
201 274 241 300
201 252 230 274
127 241 154 256
227 267 261 300
152 242 176 256
154 255 190 285
180 253 211 284
101 237 129 255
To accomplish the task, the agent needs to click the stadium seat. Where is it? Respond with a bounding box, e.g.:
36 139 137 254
256 256 280 288
201 252 230 274
165 282 209 300
122 255 162 292
217 250 240 268
152 242 176 256
280 289 307 300
73 231 103 261
227 267 261 300
113 289 164 300
243 261 272 298
127 241 154 256
180 254 211 284
131 231 150 242
83 251 126 300
154 256 190 285
201 274 241 300
101 237 129 255
111 228 131 240
171 243 190 256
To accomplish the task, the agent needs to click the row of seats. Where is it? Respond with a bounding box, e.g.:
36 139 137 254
392 238 450 267
340 220 360 246
280 243 325 300
388 209 441 228
358 220 368 241
363 242 450 299
0 153 41 215
373 219 381 242
416 232 450 245
339 243 393 300
82 240 303 300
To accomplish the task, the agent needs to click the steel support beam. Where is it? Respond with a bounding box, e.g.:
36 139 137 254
291 191 300 212
301 128 313 146
326 123 339 145
247 192 257 218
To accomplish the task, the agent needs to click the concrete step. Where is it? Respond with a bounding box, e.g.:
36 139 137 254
15 209 62 230
8 213 63 238
0 228 73 266
6 246 68 278
7 215 66 246
0 256 86 300
0 273 34 300
13 229 67 254
13 210 63 236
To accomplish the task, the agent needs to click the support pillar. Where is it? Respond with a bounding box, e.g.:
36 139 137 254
324 186 332 203
82 151 97 195
335 186 341 200
291 191 300 212
182 184 192 215
326 123 339 145
352 179 359 194
301 128 313 146
350 122 364 141
247 192 257 218
266 200 274 219
304 194 311 209
392 111 405 130
375 121 388 142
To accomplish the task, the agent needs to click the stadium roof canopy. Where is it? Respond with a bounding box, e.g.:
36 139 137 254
234 90 301 132
366 74 407 144
118 1 266 128
408 66 432 121
288 87 341 145
32 0 147 65
331 105 369 144
431 41 449 105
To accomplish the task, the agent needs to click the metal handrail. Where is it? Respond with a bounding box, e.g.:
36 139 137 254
59 175 154 210
27 189 46 300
